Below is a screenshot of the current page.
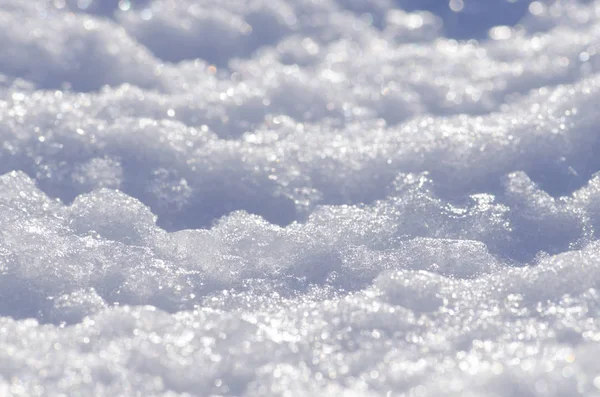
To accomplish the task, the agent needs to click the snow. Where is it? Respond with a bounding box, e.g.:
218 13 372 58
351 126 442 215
1 0 600 395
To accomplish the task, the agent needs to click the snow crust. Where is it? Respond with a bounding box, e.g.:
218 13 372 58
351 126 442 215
2 0 600 395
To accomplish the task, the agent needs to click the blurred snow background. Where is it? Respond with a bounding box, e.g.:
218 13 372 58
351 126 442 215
2 0 600 395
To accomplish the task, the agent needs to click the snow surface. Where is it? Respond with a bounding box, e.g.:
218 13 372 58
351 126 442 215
1 0 600 395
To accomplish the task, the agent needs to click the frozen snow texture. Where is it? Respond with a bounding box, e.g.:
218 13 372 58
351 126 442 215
2 0 600 396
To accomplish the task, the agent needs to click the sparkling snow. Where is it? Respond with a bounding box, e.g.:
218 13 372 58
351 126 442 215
1 0 600 396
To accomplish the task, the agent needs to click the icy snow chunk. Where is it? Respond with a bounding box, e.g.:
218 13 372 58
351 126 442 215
569 172 600 235
503 171 588 260
497 240 600 303
297 171 512 254
0 170 60 216
390 237 500 278
338 236 499 292
68 189 158 245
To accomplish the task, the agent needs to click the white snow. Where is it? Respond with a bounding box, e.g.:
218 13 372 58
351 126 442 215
1 0 600 395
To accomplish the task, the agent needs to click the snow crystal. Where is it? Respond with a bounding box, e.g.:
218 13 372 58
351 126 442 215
1 0 600 395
